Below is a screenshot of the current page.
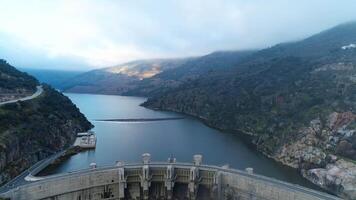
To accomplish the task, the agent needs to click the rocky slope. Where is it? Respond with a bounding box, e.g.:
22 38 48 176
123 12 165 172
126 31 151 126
141 22 356 198
0 61 93 185
276 112 356 199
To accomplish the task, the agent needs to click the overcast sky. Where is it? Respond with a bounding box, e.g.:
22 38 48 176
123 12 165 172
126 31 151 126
1 0 356 71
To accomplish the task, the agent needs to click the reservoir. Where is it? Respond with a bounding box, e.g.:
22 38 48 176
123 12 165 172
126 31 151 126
46 93 320 190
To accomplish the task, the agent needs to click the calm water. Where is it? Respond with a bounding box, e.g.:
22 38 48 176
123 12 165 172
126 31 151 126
48 93 319 190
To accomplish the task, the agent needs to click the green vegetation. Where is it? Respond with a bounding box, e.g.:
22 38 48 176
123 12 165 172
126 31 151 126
142 22 356 157
0 59 38 91
0 84 93 184
0 61 92 185
125 50 256 96
62 58 193 95
0 85 92 141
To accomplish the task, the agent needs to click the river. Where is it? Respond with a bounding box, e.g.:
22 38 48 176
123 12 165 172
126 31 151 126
45 93 320 190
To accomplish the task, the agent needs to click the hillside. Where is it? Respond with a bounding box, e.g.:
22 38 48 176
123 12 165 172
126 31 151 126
124 50 256 96
21 68 83 90
0 60 38 102
142 22 356 199
0 61 93 185
63 58 191 95
62 50 256 96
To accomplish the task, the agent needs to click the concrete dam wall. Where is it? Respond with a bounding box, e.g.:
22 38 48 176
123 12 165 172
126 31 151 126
0 154 340 200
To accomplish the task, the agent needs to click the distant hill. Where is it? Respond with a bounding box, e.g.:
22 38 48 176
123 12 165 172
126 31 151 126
63 58 192 95
62 50 257 95
144 21 356 150
0 61 92 185
0 60 38 90
125 50 256 96
21 68 83 90
141 22 356 198
0 60 38 102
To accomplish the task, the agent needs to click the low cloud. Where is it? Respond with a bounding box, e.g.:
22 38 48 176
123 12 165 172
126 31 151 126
0 0 356 70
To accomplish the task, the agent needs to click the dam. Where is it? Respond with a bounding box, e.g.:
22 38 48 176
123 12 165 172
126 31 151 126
0 154 340 200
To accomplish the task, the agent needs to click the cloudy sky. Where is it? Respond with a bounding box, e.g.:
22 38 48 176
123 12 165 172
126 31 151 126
1 0 356 70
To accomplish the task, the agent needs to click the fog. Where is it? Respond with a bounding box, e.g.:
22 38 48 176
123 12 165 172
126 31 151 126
1 0 356 70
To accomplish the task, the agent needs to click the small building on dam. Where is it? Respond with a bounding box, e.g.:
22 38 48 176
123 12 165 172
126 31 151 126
0 154 341 200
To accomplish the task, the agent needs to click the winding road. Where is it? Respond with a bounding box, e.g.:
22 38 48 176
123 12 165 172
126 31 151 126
0 85 43 106
0 150 65 194
0 85 45 192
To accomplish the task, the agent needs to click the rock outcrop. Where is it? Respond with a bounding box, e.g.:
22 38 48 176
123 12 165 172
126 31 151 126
303 160 356 200
275 112 356 199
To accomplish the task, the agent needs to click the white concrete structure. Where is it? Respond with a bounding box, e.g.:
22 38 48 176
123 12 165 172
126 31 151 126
74 131 97 148
0 154 342 200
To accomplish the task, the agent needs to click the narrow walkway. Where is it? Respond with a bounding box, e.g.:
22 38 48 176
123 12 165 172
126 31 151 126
0 85 43 106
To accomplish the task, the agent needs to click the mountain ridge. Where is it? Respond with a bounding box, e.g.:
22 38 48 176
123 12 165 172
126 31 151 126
62 50 257 96
62 57 193 95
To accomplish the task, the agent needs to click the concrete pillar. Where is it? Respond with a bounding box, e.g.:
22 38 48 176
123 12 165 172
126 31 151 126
193 154 203 166
188 155 202 200
188 166 199 200
211 171 222 199
222 164 230 169
141 153 151 200
245 167 254 174
165 165 175 200
116 161 127 199
142 153 151 164
167 155 176 163
89 162 97 169
245 168 257 200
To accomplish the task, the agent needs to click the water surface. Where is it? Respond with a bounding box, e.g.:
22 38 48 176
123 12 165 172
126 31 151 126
47 93 320 190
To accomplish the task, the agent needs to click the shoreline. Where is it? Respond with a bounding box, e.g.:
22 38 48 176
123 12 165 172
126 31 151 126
35 92 343 197
37 146 86 176
142 105 336 195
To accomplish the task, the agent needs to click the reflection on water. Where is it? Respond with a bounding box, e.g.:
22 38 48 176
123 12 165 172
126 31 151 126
44 93 320 190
